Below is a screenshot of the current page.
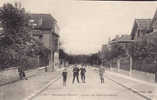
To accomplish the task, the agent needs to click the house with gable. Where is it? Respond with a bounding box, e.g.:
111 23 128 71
146 9 157 42
29 13 60 71
130 19 152 40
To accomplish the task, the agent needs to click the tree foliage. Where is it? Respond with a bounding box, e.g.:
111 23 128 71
0 3 48 69
0 3 31 47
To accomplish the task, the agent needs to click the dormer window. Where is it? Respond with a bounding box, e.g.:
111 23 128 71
137 30 140 37
0 27 3 31
39 35 43 39
32 23 37 26
29 19 34 23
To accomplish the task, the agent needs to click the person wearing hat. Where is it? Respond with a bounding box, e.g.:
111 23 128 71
62 67 68 87
80 64 86 83
72 64 80 84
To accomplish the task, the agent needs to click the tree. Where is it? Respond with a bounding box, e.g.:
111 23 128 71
0 3 39 69
108 43 126 61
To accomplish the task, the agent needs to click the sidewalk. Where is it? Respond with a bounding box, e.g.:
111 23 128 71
0 68 61 100
0 68 43 87
105 70 157 100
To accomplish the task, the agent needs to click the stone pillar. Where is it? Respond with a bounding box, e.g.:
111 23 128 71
48 51 54 72
54 52 59 69
155 59 157 82
129 56 133 76
117 58 120 72
155 72 157 82
51 51 54 71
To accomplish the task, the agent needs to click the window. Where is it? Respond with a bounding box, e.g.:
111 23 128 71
32 23 37 26
29 19 34 23
39 35 43 39
137 29 140 37
0 27 3 31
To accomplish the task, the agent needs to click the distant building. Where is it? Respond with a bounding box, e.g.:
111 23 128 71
29 13 60 71
111 34 131 43
109 34 132 49
109 34 132 57
101 35 131 60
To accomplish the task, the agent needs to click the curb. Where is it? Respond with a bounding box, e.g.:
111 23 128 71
106 71 157 87
93 68 155 100
92 68 157 86
0 68 45 87
23 75 61 100
104 75 152 100
23 68 65 100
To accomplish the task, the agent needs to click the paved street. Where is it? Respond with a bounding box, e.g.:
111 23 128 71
31 66 157 100
0 68 61 100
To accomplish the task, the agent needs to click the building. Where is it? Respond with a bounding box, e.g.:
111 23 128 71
109 34 132 56
0 13 60 71
29 13 60 71
107 35 133 74
130 19 152 40
151 9 157 32
130 9 157 41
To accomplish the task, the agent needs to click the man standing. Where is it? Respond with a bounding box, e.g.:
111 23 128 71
80 64 86 83
72 65 80 83
99 65 105 84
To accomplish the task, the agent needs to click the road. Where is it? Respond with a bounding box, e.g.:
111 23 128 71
0 68 60 100
31 67 151 100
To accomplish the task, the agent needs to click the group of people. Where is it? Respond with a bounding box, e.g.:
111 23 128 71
72 64 86 84
62 64 105 87
62 64 86 87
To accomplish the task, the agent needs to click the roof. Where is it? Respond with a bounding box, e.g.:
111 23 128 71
151 9 157 27
112 35 131 41
29 13 57 30
52 32 59 37
111 35 133 44
130 19 152 40
145 31 157 39
135 19 152 30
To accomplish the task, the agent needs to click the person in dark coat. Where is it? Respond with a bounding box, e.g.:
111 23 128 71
72 65 80 83
80 65 86 83
18 66 27 80
62 68 68 87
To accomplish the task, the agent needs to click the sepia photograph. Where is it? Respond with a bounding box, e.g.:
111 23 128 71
0 0 157 100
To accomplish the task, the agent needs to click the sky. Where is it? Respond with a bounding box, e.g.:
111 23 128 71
1 0 157 54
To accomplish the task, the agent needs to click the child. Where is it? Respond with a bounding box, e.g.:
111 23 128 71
99 66 105 84
62 68 68 87
72 65 80 84
80 65 86 83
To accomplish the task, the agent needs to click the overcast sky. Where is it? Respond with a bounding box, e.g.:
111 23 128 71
1 0 157 54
